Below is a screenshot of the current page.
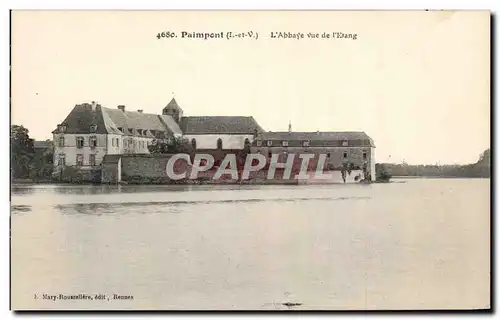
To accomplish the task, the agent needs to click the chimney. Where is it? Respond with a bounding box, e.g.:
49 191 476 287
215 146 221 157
91 101 97 111
118 105 125 112
288 120 292 133
137 109 143 113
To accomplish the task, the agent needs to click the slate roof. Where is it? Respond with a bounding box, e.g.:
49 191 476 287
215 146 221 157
52 103 180 137
102 108 175 137
159 115 182 135
52 104 108 134
255 131 375 147
180 116 263 134
164 98 182 111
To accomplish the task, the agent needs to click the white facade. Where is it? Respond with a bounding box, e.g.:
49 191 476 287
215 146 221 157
53 133 157 168
370 147 376 181
183 134 254 150
53 133 108 167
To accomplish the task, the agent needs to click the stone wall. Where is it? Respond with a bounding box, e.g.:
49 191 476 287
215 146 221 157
116 152 369 184
120 154 191 182
101 158 121 184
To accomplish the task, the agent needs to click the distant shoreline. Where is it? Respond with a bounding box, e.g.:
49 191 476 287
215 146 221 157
391 176 490 179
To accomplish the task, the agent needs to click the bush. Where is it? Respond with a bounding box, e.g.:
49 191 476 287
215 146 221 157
375 163 391 182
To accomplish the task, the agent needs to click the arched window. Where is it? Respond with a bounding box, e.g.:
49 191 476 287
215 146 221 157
217 138 223 150
191 138 197 150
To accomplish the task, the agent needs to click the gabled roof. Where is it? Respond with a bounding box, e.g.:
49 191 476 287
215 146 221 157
180 116 263 134
159 115 182 135
52 104 108 134
102 108 173 137
52 103 181 137
256 131 375 147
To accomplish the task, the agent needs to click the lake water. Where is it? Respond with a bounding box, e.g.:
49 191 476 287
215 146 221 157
10 179 490 310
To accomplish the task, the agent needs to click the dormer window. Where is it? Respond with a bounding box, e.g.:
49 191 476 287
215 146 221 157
117 127 123 133
128 128 134 135
303 140 310 147
89 124 97 132
137 129 143 136
58 124 67 133
256 140 262 147
267 140 273 147
342 140 349 147
282 141 288 147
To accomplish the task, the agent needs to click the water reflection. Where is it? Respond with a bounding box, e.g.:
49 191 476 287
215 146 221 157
11 205 32 214
11 183 372 196
53 196 372 216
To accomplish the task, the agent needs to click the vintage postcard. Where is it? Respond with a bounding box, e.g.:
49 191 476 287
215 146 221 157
10 10 490 311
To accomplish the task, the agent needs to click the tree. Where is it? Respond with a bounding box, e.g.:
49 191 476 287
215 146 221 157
29 140 54 181
375 163 392 182
478 148 490 166
11 125 35 179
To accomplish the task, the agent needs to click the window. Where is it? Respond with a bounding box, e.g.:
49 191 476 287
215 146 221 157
112 138 115 147
89 136 97 148
58 153 65 166
89 154 96 166
363 152 367 160
76 137 84 148
76 154 83 166
342 140 349 147
58 136 65 147
244 138 250 147
327 153 331 158
256 140 262 147
191 139 197 150
282 141 288 147
303 140 310 147
268 152 272 159
343 151 348 159
124 140 128 148
116 138 119 148
267 140 273 147
217 138 223 150
89 124 97 132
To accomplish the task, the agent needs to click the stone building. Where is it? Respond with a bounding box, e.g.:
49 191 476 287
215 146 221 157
251 130 376 182
52 97 376 183
52 98 262 179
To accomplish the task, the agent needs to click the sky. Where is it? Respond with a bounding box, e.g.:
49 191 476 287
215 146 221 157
11 10 490 165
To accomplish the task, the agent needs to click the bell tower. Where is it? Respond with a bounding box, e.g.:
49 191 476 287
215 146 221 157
162 97 183 123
